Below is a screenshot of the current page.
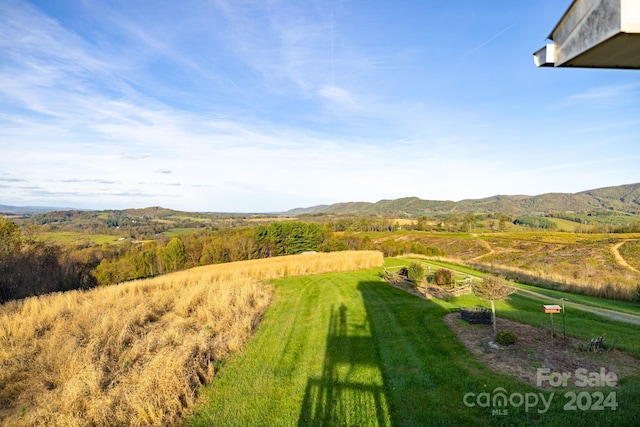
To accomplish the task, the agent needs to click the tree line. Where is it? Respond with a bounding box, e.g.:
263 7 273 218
93 222 372 286
2 213 455 302
0 217 99 302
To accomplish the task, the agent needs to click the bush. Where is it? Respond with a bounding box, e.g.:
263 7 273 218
496 330 518 346
434 268 454 287
406 262 425 283
409 243 444 257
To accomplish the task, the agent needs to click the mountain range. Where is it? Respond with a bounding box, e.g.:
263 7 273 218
3 183 640 218
285 183 640 217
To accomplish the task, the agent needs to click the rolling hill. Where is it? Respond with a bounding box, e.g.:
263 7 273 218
4 183 640 219
286 183 640 217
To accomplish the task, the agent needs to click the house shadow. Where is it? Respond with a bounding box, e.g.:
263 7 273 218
297 301 390 426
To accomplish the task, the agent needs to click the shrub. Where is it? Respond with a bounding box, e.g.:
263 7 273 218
406 262 425 283
496 330 518 346
434 268 454 287
410 243 444 257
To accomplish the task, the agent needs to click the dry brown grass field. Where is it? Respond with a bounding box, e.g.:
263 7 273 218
0 251 383 426
375 232 640 300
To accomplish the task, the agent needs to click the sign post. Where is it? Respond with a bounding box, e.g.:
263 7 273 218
543 305 562 343
560 298 569 339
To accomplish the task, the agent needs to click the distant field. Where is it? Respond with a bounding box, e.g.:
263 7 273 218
40 231 120 244
546 217 591 232
163 227 203 237
246 216 297 223
166 215 212 223
487 231 640 244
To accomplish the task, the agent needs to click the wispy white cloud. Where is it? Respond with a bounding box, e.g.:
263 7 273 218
60 179 121 185
1 1 639 211
567 82 640 106
318 85 359 110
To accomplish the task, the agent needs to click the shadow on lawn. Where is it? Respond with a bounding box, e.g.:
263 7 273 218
297 298 390 426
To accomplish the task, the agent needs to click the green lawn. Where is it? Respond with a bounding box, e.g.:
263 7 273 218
186 266 640 426
163 227 202 237
40 231 119 245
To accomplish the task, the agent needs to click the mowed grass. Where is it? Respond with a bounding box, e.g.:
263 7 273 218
186 266 640 426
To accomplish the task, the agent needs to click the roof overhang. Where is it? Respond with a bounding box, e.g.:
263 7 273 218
534 0 640 69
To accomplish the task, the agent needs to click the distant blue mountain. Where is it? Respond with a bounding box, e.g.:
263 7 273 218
0 205 77 215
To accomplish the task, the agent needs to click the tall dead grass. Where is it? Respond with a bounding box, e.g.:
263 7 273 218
0 250 383 426
463 259 638 301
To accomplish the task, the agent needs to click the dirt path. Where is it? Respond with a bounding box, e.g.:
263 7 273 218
516 288 640 326
470 238 495 261
611 240 640 273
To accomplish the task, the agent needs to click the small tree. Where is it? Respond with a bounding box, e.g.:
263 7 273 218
472 275 516 333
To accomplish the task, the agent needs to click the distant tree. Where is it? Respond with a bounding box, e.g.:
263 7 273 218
0 218 72 300
513 216 558 230
380 239 399 257
0 217 21 259
472 275 516 333
462 214 475 232
93 258 117 286
410 242 443 257
498 215 510 231
165 237 187 272
259 222 322 256
415 216 429 231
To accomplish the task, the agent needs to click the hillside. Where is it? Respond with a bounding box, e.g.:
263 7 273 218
5 183 640 220
287 183 640 217
0 205 74 215
0 251 382 426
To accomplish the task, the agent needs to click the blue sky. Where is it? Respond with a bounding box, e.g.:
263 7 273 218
1 0 639 212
